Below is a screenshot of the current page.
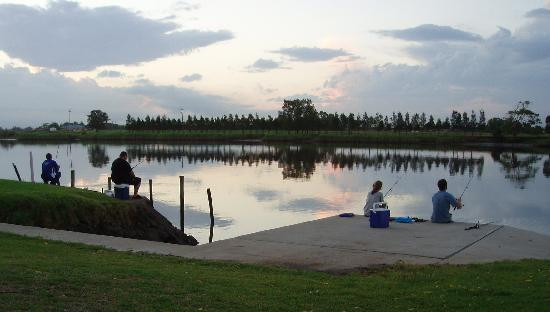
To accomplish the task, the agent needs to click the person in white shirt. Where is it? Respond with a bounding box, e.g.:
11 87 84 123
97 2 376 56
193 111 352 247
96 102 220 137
364 180 384 217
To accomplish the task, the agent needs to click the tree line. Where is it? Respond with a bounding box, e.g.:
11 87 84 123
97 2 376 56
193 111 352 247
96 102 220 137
124 99 548 135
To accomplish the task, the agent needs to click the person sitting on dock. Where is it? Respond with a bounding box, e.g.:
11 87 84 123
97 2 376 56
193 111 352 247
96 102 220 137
431 179 462 223
364 180 383 217
111 151 141 198
41 153 61 185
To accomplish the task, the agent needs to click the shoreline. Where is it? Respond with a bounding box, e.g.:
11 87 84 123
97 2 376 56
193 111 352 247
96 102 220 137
2 129 550 149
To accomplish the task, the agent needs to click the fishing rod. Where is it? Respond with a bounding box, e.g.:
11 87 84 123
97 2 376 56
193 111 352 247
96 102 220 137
131 160 143 170
454 174 474 210
384 175 403 198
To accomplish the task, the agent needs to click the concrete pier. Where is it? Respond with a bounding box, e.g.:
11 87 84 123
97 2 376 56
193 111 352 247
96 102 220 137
2 216 549 272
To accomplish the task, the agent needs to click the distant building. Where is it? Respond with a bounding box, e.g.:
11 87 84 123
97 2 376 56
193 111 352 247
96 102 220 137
61 123 86 131
49 127 57 132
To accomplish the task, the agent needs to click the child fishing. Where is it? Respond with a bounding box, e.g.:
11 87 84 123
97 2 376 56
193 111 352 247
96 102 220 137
363 180 384 217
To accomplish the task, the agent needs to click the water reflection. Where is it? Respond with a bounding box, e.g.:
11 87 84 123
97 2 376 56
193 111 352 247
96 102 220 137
87 144 110 168
492 152 543 189
125 144 486 180
1 142 549 241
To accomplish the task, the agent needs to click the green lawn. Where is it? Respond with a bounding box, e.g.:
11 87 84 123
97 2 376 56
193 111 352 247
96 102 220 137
0 179 132 228
0 232 549 311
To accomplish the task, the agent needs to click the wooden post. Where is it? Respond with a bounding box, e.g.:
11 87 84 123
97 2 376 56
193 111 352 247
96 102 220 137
70 170 75 188
179 176 184 230
108 177 112 190
207 188 214 243
29 151 35 183
149 179 153 205
12 163 22 182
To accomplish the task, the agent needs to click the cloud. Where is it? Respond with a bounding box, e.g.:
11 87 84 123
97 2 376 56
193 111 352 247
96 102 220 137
272 46 353 62
0 1 233 71
279 198 334 212
97 70 124 78
246 58 286 72
173 1 201 12
180 73 202 82
0 65 246 127
525 8 550 18
321 12 550 117
375 24 482 42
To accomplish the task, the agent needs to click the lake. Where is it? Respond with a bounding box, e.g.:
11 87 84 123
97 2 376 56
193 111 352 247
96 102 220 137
1 140 549 244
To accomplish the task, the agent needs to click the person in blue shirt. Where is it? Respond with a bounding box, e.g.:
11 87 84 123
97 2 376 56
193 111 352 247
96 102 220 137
431 179 462 223
41 153 61 185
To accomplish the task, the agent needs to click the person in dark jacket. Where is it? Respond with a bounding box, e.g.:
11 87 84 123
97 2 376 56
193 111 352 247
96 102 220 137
111 151 141 196
41 153 61 185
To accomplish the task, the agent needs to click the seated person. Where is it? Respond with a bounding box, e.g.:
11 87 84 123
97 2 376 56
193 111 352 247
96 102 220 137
111 151 141 197
431 179 462 223
364 180 383 217
41 153 61 185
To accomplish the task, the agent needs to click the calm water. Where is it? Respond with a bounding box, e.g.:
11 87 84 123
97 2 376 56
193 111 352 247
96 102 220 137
1 140 549 244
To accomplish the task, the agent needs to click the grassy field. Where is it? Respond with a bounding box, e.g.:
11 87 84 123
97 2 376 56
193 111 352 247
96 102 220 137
0 179 131 228
3 129 550 146
0 232 549 311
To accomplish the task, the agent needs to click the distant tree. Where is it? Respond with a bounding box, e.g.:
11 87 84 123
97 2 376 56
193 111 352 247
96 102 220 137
87 110 109 131
478 110 486 130
507 101 541 135
546 115 550 133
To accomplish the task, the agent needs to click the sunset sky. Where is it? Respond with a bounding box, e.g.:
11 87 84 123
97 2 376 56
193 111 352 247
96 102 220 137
1 0 549 126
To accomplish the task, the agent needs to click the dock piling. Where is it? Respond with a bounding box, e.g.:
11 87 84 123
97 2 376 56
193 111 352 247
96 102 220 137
70 170 75 188
12 163 22 182
29 151 35 183
149 179 153 205
179 176 184 230
108 177 112 190
207 188 214 243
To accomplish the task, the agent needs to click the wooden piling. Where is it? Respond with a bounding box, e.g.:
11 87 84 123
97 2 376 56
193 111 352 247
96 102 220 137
179 176 184 230
108 177 112 190
29 151 35 183
207 188 214 243
12 163 22 182
149 179 153 205
70 170 75 188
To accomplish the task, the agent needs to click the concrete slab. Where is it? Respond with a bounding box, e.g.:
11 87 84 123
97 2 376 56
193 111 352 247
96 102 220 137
2 215 549 272
230 216 502 259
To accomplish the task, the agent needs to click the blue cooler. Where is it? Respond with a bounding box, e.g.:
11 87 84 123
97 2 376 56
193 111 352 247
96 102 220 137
369 202 390 228
114 184 130 200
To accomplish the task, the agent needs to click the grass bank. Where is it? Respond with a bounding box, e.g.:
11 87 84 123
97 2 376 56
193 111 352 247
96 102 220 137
0 232 549 311
4 129 550 147
0 180 196 244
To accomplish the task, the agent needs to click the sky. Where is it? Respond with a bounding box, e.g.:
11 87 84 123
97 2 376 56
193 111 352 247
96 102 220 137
0 0 549 127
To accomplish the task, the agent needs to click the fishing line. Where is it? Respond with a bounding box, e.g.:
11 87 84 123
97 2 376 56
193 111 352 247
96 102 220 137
384 175 403 198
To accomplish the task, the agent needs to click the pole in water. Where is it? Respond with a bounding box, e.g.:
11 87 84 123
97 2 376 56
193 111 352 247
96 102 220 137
71 170 75 188
179 176 185 230
12 163 22 182
29 151 35 183
108 177 112 191
207 188 214 243
149 179 153 205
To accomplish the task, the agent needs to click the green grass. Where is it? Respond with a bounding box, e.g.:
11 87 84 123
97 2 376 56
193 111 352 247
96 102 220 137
0 179 132 229
4 129 550 147
0 232 549 311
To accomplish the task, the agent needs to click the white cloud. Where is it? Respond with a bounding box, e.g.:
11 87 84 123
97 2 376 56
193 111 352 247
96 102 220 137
321 12 550 117
246 58 286 72
272 47 353 62
375 24 482 42
0 1 233 71
97 70 124 78
180 73 202 82
0 65 246 127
